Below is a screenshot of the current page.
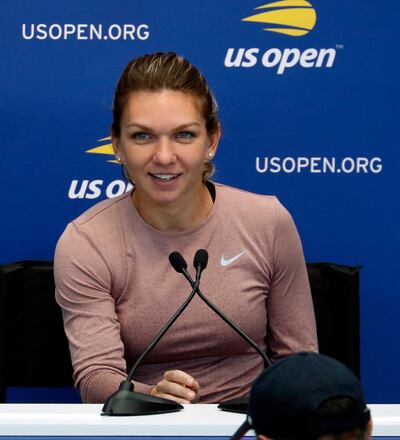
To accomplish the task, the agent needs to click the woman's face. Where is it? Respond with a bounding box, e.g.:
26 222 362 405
112 90 219 209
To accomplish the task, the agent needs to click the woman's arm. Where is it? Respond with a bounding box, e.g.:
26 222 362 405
266 200 318 359
54 222 152 402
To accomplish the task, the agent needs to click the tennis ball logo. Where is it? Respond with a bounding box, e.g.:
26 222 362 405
86 136 118 163
243 0 317 37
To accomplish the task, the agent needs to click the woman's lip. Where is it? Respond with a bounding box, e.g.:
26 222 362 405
148 172 182 183
148 172 181 179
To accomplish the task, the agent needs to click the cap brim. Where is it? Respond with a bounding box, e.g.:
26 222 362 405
230 419 251 440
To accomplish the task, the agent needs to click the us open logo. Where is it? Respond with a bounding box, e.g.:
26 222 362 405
68 137 132 200
86 137 116 162
224 1 339 74
242 0 317 37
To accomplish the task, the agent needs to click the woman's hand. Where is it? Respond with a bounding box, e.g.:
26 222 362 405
149 370 200 404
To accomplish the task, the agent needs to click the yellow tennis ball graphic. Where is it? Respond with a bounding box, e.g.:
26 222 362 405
243 1 317 37
86 137 118 163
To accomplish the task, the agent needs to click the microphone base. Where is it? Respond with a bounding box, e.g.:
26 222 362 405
102 386 183 416
218 396 248 414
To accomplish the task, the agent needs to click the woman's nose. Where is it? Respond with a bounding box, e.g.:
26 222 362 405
152 137 176 165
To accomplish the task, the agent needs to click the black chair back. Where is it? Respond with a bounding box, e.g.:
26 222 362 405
0 261 73 402
0 260 361 402
307 262 361 377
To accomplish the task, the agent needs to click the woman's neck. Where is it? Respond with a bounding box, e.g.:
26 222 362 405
132 184 214 232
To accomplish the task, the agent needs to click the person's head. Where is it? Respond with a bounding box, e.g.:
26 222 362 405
231 353 372 440
111 52 220 186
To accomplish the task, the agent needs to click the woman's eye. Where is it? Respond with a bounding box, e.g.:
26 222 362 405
176 131 195 140
132 132 151 141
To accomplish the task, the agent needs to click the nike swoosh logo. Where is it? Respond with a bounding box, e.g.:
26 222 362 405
220 251 246 267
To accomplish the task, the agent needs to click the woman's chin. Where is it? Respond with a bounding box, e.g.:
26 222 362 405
137 188 183 208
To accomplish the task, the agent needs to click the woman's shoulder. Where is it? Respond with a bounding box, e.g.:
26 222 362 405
71 191 132 227
56 192 132 252
54 194 133 292
213 183 300 250
214 182 280 210
214 182 293 227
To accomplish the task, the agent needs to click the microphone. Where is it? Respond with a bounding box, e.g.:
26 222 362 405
194 249 208 270
169 250 201 286
194 249 208 288
178 250 270 368
174 249 271 414
193 249 208 276
169 249 208 274
169 251 187 273
102 252 204 416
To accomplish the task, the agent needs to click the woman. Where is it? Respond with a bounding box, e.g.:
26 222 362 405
54 52 317 405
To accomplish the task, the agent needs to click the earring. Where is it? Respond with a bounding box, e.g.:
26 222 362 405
117 155 121 162
208 152 213 158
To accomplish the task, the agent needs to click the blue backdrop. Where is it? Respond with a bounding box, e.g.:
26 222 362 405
1 0 399 403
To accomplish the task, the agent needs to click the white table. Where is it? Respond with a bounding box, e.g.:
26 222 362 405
0 404 399 438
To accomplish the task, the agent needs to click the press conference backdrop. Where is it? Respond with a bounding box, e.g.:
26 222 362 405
1 1 398 402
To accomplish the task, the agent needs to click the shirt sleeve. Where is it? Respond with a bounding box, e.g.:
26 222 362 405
54 222 152 403
266 199 318 359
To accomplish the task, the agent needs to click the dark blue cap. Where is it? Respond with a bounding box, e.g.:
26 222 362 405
231 352 370 440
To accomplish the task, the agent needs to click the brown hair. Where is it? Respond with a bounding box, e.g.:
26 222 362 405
112 52 219 182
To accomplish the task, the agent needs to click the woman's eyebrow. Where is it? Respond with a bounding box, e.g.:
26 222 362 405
126 122 201 131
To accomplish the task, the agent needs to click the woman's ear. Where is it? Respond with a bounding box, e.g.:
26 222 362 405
112 134 122 163
206 123 221 159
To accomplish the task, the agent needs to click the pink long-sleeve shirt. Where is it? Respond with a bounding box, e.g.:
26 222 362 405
54 183 317 403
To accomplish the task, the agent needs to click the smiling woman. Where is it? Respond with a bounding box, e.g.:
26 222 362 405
54 52 317 405
112 89 219 231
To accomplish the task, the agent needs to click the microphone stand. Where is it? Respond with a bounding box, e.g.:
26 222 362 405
102 277 200 416
180 268 271 414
